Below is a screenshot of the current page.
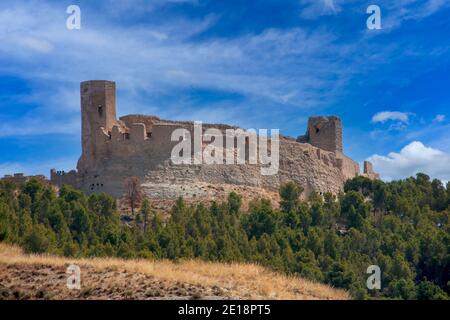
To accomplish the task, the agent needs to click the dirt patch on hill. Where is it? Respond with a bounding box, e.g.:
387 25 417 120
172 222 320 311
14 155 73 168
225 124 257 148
0 244 349 300
0 264 230 300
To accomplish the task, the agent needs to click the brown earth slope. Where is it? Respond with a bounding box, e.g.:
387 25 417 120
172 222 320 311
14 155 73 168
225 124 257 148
0 244 348 300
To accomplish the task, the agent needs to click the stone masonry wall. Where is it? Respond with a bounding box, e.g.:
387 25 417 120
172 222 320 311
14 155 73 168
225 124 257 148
51 81 378 205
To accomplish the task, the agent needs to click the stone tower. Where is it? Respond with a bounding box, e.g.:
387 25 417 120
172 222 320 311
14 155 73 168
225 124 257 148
306 116 343 153
78 80 117 171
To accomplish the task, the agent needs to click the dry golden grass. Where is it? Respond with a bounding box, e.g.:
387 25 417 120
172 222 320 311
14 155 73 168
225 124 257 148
0 243 348 300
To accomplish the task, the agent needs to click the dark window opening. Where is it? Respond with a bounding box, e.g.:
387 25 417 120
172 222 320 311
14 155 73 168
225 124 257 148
315 127 320 134
98 105 103 117
146 132 152 138
124 133 130 140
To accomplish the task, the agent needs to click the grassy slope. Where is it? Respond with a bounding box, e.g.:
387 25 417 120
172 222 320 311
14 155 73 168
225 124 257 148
0 243 348 300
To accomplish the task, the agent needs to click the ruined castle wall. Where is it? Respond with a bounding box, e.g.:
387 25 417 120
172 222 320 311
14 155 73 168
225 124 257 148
120 115 160 134
275 139 345 196
364 161 374 175
338 153 360 181
50 169 78 189
363 161 380 180
75 121 353 198
65 80 377 203
74 114 362 199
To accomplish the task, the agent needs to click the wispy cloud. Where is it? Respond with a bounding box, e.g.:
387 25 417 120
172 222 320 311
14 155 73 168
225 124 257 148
369 0 450 31
0 0 447 139
300 0 341 19
16 37 54 53
299 0 450 31
368 141 450 181
371 111 412 124
0 0 380 136
433 114 446 123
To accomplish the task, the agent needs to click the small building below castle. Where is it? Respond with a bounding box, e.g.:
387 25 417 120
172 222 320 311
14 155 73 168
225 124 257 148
1 173 48 184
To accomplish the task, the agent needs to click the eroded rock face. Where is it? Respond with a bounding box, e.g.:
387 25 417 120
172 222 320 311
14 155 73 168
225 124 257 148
51 80 378 206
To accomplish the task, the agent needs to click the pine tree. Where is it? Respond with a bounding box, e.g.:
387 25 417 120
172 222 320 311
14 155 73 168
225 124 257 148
227 192 242 214
279 182 303 213
140 198 152 232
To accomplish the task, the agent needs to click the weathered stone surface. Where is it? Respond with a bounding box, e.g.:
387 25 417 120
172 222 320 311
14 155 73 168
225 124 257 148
51 80 378 205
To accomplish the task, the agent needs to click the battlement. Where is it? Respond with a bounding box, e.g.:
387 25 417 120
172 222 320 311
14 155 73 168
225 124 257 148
48 80 378 201
50 169 78 188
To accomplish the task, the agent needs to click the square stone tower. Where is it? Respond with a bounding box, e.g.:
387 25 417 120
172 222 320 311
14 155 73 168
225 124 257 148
307 116 343 153
79 80 117 170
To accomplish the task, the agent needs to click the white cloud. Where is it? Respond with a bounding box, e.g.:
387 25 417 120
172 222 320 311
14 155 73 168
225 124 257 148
367 141 450 181
411 0 450 19
323 0 338 11
16 36 53 53
301 0 450 25
377 0 450 31
300 0 341 19
434 114 446 123
371 111 412 124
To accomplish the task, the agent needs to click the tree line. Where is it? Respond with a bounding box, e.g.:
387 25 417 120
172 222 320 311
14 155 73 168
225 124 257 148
0 173 448 299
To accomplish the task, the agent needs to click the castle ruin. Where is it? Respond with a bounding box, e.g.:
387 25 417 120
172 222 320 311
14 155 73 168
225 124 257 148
50 80 378 205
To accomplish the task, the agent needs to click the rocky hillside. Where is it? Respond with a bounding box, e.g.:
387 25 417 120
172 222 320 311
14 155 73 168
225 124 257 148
0 244 348 300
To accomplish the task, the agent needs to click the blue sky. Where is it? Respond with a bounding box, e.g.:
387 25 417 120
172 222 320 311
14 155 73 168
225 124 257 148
0 0 449 181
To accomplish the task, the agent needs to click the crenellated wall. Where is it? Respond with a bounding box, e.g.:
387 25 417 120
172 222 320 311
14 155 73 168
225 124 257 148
49 169 77 188
52 81 378 203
